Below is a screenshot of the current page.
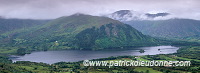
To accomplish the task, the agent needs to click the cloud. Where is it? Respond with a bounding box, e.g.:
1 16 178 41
0 0 199 20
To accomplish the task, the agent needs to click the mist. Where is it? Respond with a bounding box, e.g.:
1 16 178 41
0 0 199 20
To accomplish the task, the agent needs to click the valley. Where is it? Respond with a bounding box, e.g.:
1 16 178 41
0 0 200 72
0 13 199 73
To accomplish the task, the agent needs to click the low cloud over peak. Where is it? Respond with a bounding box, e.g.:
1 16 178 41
0 0 199 20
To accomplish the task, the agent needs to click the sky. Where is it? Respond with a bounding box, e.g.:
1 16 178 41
0 0 199 20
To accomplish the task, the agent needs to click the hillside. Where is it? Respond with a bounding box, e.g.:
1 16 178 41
125 19 200 42
0 18 49 34
0 14 158 52
0 18 49 44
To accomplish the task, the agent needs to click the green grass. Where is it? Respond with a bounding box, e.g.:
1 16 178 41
134 67 162 73
0 48 17 54
175 57 200 62
136 56 149 61
158 55 177 61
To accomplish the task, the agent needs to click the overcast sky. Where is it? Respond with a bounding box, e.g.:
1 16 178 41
0 0 199 20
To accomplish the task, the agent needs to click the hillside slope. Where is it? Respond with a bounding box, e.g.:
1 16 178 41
0 18 49 44
0 18 49 34
125 19 200 42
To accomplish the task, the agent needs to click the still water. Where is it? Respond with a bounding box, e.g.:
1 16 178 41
10 46 179 64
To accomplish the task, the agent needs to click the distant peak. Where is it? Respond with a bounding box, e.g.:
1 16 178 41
146 12 169 15
145 12 170 18
113 10 132 16
106 10 171 21
70 13 89 16
114 10 131 13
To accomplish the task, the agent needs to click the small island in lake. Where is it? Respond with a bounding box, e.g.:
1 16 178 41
139 49 145 53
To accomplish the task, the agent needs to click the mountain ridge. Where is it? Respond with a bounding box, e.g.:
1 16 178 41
0 14 159 51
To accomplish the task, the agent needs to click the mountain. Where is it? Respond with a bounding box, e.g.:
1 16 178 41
106 10 170 21
0 14 158 51
107 10 200 42
125 19 200 42
107 10 143 21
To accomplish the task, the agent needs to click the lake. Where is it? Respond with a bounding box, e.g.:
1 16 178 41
10 46 179 64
